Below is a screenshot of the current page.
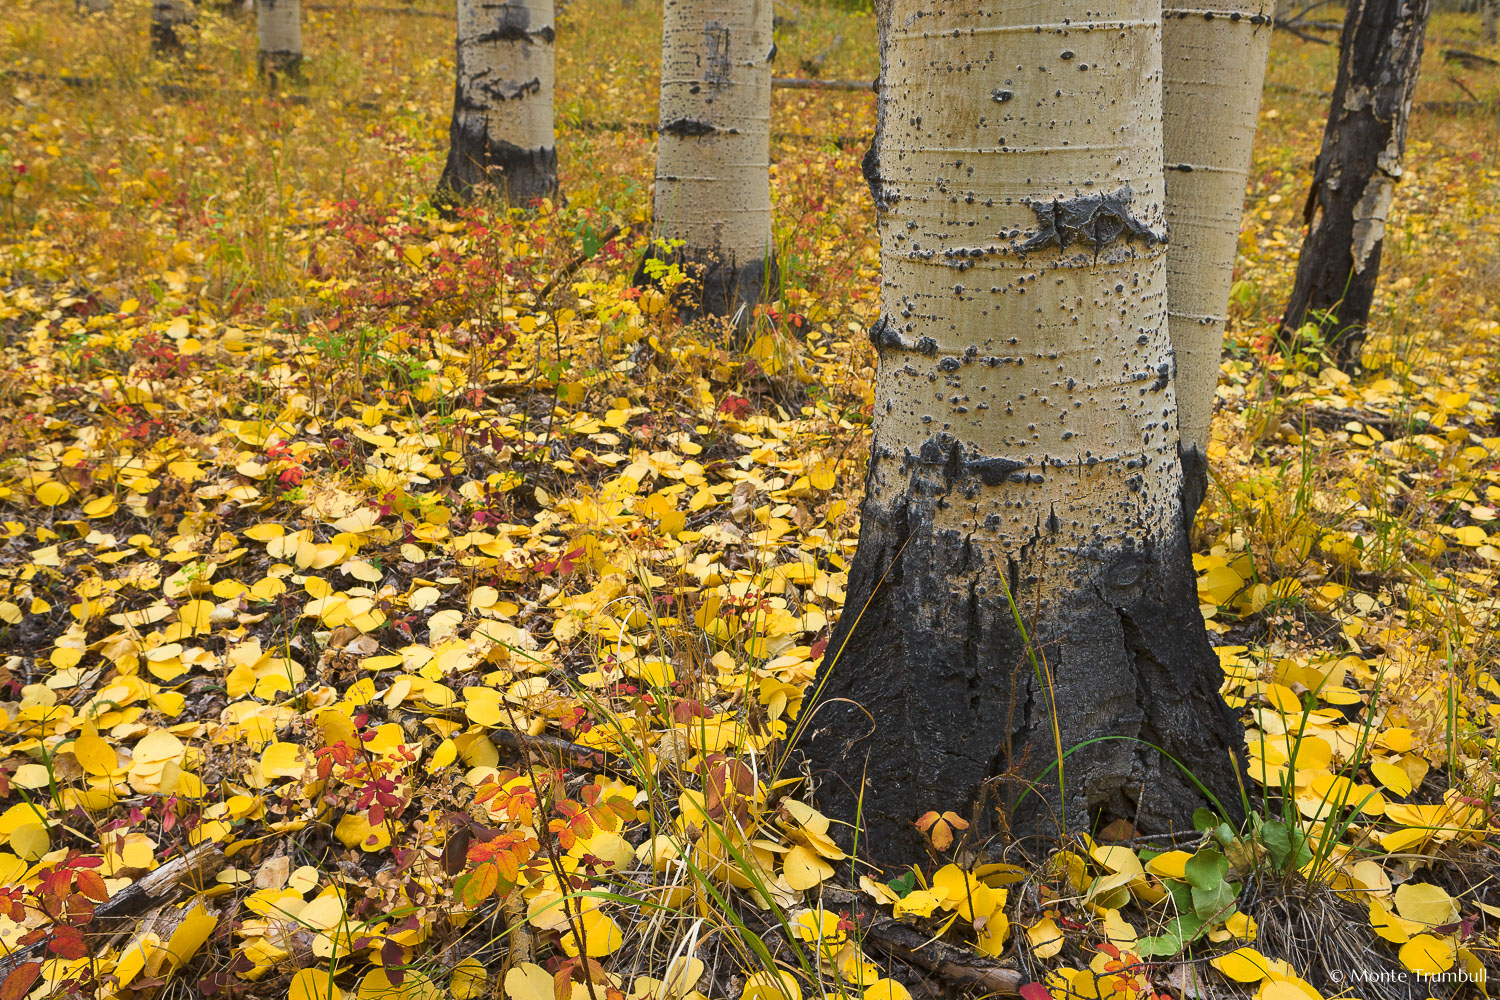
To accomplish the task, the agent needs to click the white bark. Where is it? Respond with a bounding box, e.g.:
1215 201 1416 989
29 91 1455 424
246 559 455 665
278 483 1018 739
439 0 558 205
867 0 1177 568
1162 0 1274 465
650 0 775 317
257 0 303 78
1484 0 1497 42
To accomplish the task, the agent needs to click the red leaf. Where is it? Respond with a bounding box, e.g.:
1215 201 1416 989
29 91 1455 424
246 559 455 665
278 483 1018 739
48 926 89 960
0 963 41 1000
1019 983 1056 1000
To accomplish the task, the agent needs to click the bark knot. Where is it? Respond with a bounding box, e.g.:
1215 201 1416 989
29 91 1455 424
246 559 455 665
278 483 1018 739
1019 185 1163 257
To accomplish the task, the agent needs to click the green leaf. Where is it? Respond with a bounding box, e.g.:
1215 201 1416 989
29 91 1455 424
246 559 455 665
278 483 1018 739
887 871 916 898
1191 878 1240 922
1183 848 1228 891
1288 827 1314 871
1258 819 1291 869
1192 808 1219 833
1165 878 1193 913
1136 928 1183 958
1138 910 1210 959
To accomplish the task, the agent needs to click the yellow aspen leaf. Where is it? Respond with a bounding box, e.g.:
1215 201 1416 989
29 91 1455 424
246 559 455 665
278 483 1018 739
1368 898 1420 943
450 959 488 1000
1255 981 1313 1000
1393 882 1457 926
134 729 185 765
290 968 343 1000
160 903 217 972
36 481 71 506
1091 845 1144 877
932 864 992 922
10 824 48 861
463 687 506 727
890 888 945 919
178 599 215 634
863 981 911 1000
560 907 623 957
742 971 802 1000
259 742 306 779
74 733 118 776
1399 934 1456 976
1101 908 1138 949
1211 947 1275 983
1027 917 1065 959
1452 525 1488 546
1370 760 1413 796
1224 911 1258 940
504 964 552 1000
783 844 833 891
1144 850 1192 879
431 739 457 768
9 765 48 789
83 495 117 518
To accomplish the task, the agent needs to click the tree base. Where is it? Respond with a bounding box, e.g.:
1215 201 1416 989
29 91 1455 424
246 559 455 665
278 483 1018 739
436 118 558 211
150 23 186 56
258 51 303 85
806 450 1245 869
632 245 778 327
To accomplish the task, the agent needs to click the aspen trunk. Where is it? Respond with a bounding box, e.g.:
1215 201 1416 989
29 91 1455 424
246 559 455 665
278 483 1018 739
257 0 303 82
1279 0 1432 370
151 0 195 55
1162 0 1274 515
643 0 777 321
1483 0 1497 42
438 0 558 208
807 0 1244 865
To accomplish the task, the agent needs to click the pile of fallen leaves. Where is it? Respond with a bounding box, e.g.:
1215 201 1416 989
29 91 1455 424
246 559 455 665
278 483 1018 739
2 1 1500 999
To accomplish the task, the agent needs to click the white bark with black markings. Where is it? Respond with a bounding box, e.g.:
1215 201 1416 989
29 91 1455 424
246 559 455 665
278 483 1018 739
808 0 1243 865
646 0 776 319
438 0 558 207
1162 0 1274 507
257 0 304 81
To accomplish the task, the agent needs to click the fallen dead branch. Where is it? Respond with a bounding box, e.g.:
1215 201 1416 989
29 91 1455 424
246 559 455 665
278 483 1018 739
0 843 226 978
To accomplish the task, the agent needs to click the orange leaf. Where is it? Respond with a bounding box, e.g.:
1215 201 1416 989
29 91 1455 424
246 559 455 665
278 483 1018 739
1 964 41 1000
75 870 109 903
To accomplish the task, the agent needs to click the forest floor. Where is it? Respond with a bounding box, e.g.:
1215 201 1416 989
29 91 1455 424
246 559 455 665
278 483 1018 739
2 1 1500 999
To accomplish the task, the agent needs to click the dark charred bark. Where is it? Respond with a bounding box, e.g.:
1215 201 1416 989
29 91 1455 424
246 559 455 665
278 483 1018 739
631 244 778 327
1180 442 1210 530
436 114 557 211
258 51 304 84
150 2 193 56
806 442 1245 869
1279 0 1432 370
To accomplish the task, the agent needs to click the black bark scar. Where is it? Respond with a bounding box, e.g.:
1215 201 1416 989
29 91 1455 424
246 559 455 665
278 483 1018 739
660 118 723 137
1020 185 1163 256
476 24 555 44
